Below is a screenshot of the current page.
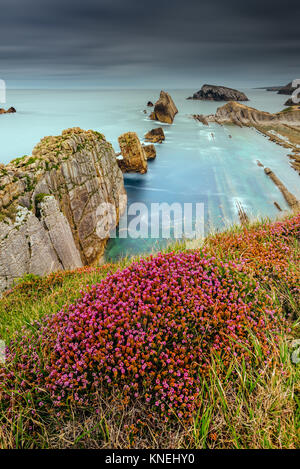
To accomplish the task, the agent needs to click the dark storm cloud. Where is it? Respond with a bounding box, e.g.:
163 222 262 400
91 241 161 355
0 0 299 87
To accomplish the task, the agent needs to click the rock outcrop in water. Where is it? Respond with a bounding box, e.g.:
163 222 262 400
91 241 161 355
266 86 284 92
278 82 297 95
0 128 127 292
118 132 148 173
204 101 300 127
0 107 16 114
264 168 300 211
142 144 156 160
188 84 248 101
193 114 209 125
150 91 178 124
144 127 165 143
201 102 300 175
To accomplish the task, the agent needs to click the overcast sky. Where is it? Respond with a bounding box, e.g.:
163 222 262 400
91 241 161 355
0 0 299 88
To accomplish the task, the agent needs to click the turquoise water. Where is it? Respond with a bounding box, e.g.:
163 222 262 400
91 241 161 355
1 88 299 259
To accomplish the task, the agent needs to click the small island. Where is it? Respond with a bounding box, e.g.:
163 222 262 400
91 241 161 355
187 84 248 101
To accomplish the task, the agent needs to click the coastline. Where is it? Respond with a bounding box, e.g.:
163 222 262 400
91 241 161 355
192 101 300 211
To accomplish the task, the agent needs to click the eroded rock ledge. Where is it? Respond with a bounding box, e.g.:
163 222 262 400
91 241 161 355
197 101 300 174
204 101 300 127
264 168 300 211
0 127 126 291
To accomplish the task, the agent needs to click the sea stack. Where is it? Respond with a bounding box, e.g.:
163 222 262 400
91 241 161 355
118 132 148 173
144 127 165 143
150 91 178 124
188 84 248 101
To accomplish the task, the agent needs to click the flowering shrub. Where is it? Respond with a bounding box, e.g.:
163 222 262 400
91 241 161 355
205 214 300 300
0 251 284 422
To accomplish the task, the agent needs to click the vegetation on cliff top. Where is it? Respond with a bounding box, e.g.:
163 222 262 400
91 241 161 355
0 214 299 449
0 127 110 218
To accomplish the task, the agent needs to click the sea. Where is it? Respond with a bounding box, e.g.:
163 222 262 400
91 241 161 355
1 88 299 260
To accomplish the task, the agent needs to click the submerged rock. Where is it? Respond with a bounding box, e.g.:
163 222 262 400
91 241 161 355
193 114 209 125
150 91 178 124
144 127 165 143
118 132 148 174
188 84 248 101
0 128 127 292
274 201 282 211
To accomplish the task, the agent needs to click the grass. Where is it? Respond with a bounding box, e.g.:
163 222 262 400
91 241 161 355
0 214 299 449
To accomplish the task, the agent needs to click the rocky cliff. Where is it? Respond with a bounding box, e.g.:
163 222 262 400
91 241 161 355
0 127 126 291
278 82 297 95
188 84 248 101
150 91 178 124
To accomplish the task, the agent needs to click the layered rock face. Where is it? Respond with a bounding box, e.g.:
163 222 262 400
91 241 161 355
205 101 300 127
0 128 126 291
150 91 178 124
144 127 165 143
188 84 248 101
118 132 148 173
